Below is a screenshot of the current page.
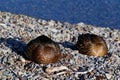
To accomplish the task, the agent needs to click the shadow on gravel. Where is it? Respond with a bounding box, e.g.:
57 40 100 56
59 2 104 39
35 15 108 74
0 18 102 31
58 41 77 50
0 37 27 59
0 37 77 58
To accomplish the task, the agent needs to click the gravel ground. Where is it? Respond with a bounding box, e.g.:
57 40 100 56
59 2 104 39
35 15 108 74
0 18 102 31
0 11 120 80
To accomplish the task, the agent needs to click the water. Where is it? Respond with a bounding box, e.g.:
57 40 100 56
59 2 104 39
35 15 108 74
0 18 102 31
0 0 120 29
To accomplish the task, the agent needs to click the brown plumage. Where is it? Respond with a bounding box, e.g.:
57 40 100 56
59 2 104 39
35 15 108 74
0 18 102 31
26 35 61 64
76 34 108 57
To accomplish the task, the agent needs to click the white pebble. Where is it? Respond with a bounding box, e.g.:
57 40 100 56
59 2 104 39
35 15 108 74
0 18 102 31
105 73 112 79
19 56 26 62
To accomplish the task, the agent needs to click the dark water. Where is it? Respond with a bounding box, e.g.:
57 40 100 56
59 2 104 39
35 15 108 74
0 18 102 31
0 0 120 29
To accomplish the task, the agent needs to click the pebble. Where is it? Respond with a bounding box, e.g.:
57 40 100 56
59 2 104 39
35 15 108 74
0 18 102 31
49 28 58 33
0 23 7 28
105 73 112 79
77 22 85 26
0 11 120 80
18 56 26 63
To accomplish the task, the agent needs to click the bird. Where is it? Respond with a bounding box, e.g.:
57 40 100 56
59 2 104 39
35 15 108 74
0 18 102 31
25 35 62 64
76 34 108 57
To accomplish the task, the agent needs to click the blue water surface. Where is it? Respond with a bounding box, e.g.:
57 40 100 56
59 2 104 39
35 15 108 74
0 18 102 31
0 0 120 29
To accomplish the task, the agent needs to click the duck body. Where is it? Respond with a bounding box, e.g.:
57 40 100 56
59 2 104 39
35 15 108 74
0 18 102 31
76 34 108 57
26 35 61 64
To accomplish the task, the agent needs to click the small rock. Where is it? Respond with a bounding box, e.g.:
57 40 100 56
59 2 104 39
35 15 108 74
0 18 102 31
96 76 106 80
105 73 112 79
77 22 85 26
49 28 58 33
18 71 23 75
18 56 26 62
0 23 7 28
48 20 55 26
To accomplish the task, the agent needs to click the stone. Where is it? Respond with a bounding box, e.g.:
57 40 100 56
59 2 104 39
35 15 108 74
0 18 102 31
105 73 112 79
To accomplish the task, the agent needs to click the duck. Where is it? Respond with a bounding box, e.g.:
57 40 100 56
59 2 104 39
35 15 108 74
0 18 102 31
26 35 62 64
76 34 108 57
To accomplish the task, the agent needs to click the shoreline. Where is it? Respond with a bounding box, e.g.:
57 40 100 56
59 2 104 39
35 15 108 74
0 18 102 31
0 11 120 80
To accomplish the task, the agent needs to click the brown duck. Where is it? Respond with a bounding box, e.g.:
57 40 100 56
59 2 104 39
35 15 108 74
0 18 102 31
76 34 108 57
26 35 62 64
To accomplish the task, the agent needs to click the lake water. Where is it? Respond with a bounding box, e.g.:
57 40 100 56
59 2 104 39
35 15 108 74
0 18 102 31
0 0 120 29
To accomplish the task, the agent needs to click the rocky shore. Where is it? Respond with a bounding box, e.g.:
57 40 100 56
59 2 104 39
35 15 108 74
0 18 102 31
0 11 120 80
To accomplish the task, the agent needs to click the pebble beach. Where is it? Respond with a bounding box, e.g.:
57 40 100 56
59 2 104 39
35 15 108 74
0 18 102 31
0 11 120 80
